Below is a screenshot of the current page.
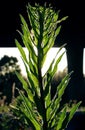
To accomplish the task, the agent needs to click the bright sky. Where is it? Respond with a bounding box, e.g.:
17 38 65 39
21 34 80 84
0 47 85 76
0 47 68 76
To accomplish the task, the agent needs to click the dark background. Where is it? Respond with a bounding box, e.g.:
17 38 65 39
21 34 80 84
0 0 85 47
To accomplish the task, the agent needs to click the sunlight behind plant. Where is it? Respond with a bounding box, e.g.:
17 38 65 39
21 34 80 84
0 47 67 76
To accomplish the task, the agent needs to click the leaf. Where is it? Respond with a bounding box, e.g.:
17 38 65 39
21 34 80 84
20 14 29 31
43 44 66 77
16 71 28 87
20 15 37 61
47 73 72 124
43 31 55 54
15 39 27 63
68 101 81 122
45 87 51 108
23 60 40 95
54 25 61 38
52 51 65 77
55 106 67 130
57 72 73 95
27 5 39 39
29 57 38 77
19 91 41 130
16 72 34 103
48 97 61 124
41 53 47 68
61 101 81 130
57 16 68 24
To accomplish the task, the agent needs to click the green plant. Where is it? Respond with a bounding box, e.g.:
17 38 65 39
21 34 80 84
0 55 22 104
0 112 28 130
13 3 81 130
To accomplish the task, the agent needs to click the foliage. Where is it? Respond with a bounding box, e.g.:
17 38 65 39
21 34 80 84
0 55 22 104
0 112 28 130
13 3 81 130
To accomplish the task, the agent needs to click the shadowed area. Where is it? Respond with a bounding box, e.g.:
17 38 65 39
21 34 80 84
0 0 85 47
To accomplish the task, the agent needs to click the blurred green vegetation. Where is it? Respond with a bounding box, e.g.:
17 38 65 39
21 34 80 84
0 55 25 105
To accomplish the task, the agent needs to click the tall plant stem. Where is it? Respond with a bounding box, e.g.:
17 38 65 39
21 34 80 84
38 64 48 129
37 10 48 129
37 43 48 129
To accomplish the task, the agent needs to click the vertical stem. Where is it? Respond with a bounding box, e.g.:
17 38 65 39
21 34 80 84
37 9 48 129
38 65 47 129
38 47 48 129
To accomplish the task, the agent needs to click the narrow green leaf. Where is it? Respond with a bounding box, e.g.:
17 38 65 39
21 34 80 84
23 60 40 97
27 6 39 39
15 39 27 63
57 16 68 24
45 88 51 108
54 25 61 38
57 72 73 94
68 101 81 122
16 72 34 103
20 15 38 61
19 91 41 130
55 107 67 130
52 52 65 77
20 14 28 30
61 101 81 130
15 71 27 87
